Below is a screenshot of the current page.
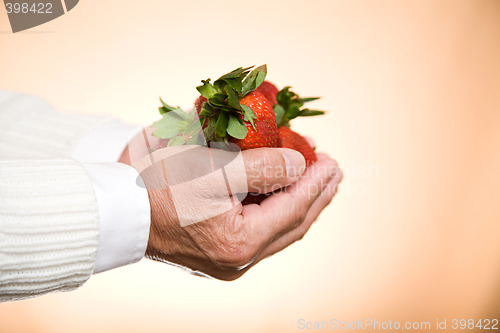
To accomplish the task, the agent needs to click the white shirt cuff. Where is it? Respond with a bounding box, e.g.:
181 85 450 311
82 163 150 274
70 118 151 274
71 119 142 163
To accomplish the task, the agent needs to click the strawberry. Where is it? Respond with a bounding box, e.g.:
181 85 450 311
196 65 278 150
152 66 326 206
243 126 317 205
194 95 207 114
255 80 279 106
194 66 280 205
278 126 317 166
194 95 209 129
229 90 278 149
271 86 326 167
195 89 277 147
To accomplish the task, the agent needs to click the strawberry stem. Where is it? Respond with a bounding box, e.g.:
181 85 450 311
196 65 267 142
274 86 326 127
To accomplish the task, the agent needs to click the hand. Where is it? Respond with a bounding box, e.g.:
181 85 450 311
121 129 342 280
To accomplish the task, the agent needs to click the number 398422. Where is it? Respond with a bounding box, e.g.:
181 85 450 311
5 2 53 14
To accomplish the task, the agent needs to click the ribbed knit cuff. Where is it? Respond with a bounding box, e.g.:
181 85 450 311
0 159 99 302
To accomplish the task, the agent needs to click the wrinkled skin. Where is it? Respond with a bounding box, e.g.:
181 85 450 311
120 127 342 280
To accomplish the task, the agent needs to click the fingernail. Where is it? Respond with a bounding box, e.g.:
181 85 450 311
281 149 306 178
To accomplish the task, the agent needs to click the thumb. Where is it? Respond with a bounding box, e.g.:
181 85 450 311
240 148 306 193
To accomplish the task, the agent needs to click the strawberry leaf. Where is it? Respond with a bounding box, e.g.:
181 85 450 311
299 109 325 117
197 79 218 99
286 104 301 119
209 93 229 108
160 98 179 112
255 67 267 89
199 102 214 117
224 77 244 93
225 85 241 110
170 107 190 121
186 131 205 145
204 117 218 142
299 97 320 103
276 86 294 106
159 99 187 118
185 118 202 136
216 112 229 138
168 135 185 147
213 79 226 93
273 104 285 125
198 65 267 140
153 115 186 139
241 65 267 96
218 66 253 80
275 86 326 127
241 104 257 131
227 114 247 139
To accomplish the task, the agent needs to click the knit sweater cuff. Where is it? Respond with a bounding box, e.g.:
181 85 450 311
0 159 99 302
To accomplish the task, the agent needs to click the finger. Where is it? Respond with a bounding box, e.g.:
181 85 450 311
233 148 306 193
259 168 343 258
135 145 306 195
242 156 339 244
306 168 343 224
316 152 333 161
127 127 155 166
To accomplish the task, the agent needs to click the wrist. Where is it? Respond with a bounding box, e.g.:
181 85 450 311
119 146 131 165
118 126 167 167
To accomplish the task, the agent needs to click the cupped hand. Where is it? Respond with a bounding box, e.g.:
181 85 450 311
121 129 342 280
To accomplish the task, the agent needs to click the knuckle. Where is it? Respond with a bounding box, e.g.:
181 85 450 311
337 169 344 182
295 232 306 242
249 149 282 177
299 212 307 226
219 242 255 268
324 159 338 173
294 221 313 243
291 207 307 230
214 216 256 268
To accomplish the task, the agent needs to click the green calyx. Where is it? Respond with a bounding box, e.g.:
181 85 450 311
273 86 326 128
152 98 206 147
197 65 267 141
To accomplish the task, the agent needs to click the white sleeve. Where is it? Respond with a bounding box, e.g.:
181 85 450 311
0 90 152 275
0 159 100 302
71 119 142 163
81 163 150 274
70 120 151 274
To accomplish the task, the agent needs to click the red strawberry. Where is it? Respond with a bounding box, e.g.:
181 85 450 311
241 192 273 205
195 95 207 114
196 65 278 150
229 90 278 150
278 126 317 166
154 66 325 206
194 95 208 128
243 124 318 205
255 80 279 106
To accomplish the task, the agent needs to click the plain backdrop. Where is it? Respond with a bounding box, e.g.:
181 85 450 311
1 1 499 332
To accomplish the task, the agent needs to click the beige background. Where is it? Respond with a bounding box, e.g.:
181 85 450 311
1 0 500 332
